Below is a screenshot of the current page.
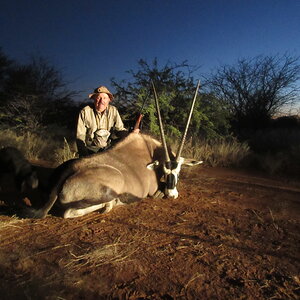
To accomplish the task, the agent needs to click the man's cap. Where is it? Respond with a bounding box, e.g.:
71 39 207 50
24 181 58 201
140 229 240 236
88 86 114 100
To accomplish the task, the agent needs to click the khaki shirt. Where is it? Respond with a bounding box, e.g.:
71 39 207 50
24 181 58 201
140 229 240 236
76 104 126 155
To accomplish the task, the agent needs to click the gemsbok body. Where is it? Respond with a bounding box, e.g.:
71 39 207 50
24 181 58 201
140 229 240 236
21 81 202 218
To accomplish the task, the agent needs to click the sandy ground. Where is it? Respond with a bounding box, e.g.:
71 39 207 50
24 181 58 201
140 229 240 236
0 164 299 299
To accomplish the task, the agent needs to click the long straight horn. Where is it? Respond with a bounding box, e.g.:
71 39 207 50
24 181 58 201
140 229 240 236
151 80 170 163
176 80 201 161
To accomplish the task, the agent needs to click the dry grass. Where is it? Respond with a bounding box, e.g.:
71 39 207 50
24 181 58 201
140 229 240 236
0 215 25 229
1 128 250 168
64 235 142 270
54 137 78 164
0 128 77 163
0 128 56 161
180 138 250 168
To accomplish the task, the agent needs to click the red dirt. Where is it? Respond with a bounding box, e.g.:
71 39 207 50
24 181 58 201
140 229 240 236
0 164 299 299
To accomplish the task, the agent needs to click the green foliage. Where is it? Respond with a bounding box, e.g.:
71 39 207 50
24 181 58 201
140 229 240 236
112 58 230 141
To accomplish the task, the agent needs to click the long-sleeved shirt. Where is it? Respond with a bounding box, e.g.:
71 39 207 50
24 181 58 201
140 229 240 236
76 104 126 156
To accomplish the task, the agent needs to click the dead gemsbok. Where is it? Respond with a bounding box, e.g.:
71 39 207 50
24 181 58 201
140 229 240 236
21 81 203 219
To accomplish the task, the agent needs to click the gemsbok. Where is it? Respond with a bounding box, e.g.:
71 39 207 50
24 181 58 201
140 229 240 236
21 81 202 218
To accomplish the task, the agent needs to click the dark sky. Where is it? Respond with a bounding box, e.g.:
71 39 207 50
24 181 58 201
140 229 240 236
1 0 299 100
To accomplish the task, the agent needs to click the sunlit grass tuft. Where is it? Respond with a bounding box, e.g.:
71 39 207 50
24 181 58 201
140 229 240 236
64 235 140 270
179 137 250 168
0 128 78 164
54 137 78 164
0 215 24 229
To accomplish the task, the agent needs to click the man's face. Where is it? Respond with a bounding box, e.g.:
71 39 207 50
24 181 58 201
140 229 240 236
93 93 111 112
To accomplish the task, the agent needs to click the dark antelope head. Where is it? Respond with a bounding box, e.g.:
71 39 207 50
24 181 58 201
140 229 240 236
148 80 202 198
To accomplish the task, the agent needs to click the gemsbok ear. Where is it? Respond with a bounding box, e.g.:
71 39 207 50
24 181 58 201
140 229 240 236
147 160 160 170
181 158 203 166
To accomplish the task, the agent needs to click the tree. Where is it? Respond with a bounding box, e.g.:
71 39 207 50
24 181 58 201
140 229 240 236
1 55 78 131
208 54 300 135
111 58 230 140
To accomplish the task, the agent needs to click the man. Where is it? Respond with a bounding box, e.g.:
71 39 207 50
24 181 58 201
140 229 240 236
76 85 139 157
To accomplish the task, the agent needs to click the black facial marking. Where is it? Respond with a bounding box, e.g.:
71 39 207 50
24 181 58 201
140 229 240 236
164 160 180 190
166 174 176 189
165 161 178 170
